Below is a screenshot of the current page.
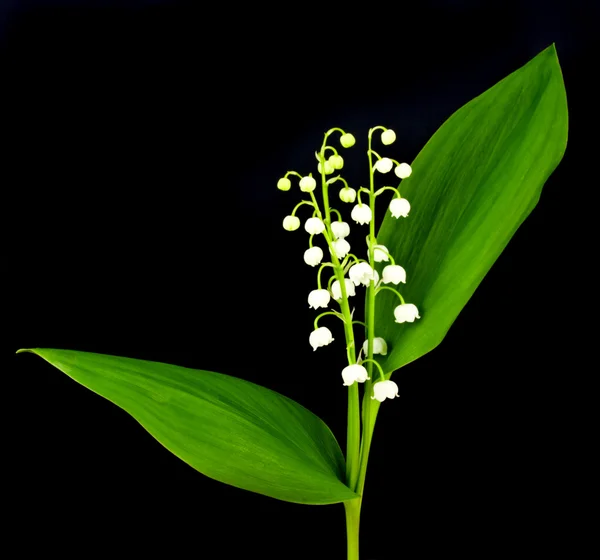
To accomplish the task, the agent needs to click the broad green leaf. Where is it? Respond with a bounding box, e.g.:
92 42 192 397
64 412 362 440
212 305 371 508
19 348 357 505
375 44 568 373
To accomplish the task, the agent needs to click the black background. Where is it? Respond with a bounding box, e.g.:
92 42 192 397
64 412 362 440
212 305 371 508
5 1 596 558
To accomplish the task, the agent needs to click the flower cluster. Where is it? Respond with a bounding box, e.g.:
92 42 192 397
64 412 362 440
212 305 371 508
277 126 420 402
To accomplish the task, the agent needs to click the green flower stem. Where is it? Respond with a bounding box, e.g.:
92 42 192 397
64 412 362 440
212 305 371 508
317 131 362 560
352 127 381 519
344 126 391 559
374 185 400 198
314 143 360 490
330 208 343 222
343 254 362 274
376 285 406 304
356 400 381 495
328 175 350 189
317 262 335 289
357 187 371 206
344 498 361 560
361 358 386 382
314 311 345 330
291 200 316 215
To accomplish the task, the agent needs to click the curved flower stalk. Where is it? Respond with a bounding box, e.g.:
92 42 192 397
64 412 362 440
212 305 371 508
277 125 420 560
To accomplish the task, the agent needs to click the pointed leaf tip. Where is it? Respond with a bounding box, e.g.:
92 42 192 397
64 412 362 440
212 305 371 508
375 45 568 372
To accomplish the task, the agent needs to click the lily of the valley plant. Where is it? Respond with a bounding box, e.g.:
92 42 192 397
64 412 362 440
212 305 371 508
18 45 567 560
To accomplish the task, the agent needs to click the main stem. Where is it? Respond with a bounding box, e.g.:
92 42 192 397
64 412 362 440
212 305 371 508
357 129 379 496
315 138 360 492
344 498 361 560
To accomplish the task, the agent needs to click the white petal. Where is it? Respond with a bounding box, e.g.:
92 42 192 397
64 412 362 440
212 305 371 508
305 217 325 235
395 163 412 179
374 158 393 173
389 198 410 218
299 176 317 192
381 129 396 145
373 245 390 262
331 221 350 239
304 246 324 266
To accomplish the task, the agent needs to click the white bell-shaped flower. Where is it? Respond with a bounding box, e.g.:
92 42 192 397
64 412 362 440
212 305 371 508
309 326 334 351
349 262 375 286
299 176 317 192
331 221 350 239
331 238 351 259
362 337 388 356
382 264 406 284
340 133 356 148
373 244 390 262
308 289 331 309
339 187 357 203
374 157 393 173
282 215 300 231
331 278 356 301
341 364 370 386
389 197 411 218
395 163 412 179
277 177 291 191
304 246 324 267
394 303 420 323
318 160 335 175
381 129 396 145
371 380 400 402
328 155 344 170
351 204 372 225
305 217 325 235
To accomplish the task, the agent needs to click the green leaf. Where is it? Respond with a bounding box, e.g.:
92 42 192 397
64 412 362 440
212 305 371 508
376 44 568 373
19 348 357 505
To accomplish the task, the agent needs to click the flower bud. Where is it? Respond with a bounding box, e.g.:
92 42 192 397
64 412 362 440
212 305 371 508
331 221 350 239
362 337 388 356
389 197 410 218
374 157 393 173
330 238 351 259
304 246 324 267
351 204 372 225
394 303 420 323
340 133 356 148
277 177 291 191
282 215 300 231
318 160 335 175
339 187 357 203
305 217 326 235
309 326 334 351
395 163 412 179
299 176 317 192
349 262 375 286
328 154 344 170
371 380 400 402
381 129 396 145
382 264 406 284
331 278 356 301
308 289 331 309
341 364 370 386
373 244 390 262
